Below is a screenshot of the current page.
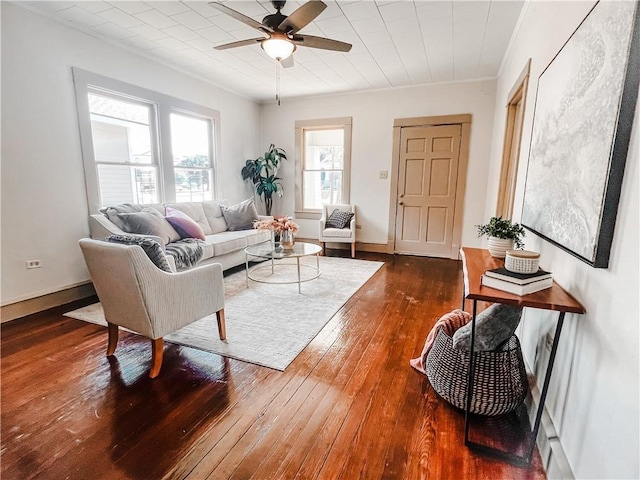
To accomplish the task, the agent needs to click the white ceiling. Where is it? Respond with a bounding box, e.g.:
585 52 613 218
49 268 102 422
18 0 524 102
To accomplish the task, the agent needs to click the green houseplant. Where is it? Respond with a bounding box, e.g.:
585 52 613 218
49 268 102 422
476 216 525 257
241 144 287 216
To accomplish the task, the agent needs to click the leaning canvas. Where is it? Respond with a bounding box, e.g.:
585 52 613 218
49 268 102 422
521 1 639 267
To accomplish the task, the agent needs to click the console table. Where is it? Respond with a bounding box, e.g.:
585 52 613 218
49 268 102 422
460 247 585 466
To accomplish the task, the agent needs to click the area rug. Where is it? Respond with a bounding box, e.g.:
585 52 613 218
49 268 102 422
64 256 383 371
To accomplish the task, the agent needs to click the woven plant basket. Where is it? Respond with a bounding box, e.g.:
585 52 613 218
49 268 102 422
425 327 528 416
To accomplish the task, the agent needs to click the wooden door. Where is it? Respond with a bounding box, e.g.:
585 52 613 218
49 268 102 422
394 124 462 257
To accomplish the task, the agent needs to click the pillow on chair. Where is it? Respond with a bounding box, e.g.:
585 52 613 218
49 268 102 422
325 209 354 229
106 234 173 273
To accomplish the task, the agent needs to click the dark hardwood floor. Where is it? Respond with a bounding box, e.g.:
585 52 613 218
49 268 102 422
1 252 545 480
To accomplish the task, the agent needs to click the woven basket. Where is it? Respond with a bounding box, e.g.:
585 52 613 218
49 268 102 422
505 250 540 274
425 328 528 416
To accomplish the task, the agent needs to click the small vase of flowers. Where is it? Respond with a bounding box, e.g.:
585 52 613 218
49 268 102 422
254 216 299 251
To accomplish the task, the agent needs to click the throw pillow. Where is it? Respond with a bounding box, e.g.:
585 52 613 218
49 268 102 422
221 198 259 231
452 303 523 351
117 208 180 245
100 203 143 231
165 206 206 240
106 234 172 273
325 209 354 229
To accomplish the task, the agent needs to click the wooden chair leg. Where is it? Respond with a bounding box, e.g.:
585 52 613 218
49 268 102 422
351 242 356 258
106 322 118 356
149 338 164 379
216 309 227 340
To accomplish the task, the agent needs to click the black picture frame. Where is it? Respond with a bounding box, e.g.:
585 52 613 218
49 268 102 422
521 1 640 268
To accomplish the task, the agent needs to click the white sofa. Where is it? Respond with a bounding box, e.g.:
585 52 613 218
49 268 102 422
89 200 271 271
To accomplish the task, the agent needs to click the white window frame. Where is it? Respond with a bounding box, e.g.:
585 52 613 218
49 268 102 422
294 117 352 219
73 68 221 214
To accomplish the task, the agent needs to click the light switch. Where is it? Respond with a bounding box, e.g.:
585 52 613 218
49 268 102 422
379 170 388 179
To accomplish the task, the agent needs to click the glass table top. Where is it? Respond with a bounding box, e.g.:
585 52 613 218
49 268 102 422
245 241 322 259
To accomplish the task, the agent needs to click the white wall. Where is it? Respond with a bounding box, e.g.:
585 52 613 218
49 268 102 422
486 1 639 478
260 80 497 245
0 3 261 306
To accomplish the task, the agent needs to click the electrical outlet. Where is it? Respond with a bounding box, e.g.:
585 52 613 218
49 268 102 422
378 170 389 179
26 260 42 269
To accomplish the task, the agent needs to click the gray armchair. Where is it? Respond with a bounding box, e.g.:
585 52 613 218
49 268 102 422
79 238 226 378
319 204 356 258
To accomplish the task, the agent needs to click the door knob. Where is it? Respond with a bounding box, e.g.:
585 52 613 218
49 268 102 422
399 194 405 198
399 201 404 206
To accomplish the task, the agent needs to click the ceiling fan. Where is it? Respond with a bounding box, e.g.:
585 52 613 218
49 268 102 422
208 0 352 66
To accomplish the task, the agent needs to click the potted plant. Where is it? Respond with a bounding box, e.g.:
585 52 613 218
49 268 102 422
476 216 525 258
241 144 287 216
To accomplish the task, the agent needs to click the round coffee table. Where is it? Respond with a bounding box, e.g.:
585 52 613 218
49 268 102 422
244 241 322 293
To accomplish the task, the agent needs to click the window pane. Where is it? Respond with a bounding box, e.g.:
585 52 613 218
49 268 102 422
171 113 211 167
303 171 343 209
304 129 344 170
97 165 158 205
88 93 152 165
175 168 213 202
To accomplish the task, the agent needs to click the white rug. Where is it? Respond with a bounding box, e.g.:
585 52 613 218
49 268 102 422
64 256 383 371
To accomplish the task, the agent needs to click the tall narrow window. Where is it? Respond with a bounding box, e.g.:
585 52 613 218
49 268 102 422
89 93 158 205
295 117 352 218
171 113 213 202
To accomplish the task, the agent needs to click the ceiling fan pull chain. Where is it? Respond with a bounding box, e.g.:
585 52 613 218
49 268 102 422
276 60 281 106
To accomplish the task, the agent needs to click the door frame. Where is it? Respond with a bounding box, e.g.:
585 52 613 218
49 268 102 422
495 59 531 219
388 114 472 259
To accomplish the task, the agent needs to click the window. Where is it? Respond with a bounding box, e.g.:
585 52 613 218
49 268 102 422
170 112 213 203
295 117 352 218
88 93 158 205
73 68 219 213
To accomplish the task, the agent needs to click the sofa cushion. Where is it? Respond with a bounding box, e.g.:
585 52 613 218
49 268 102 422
164 202 212 235
246 229 271 246
205 231 251 256
165 206 206 240
106 234 172 272
118 208 180 245
202 200 229 234
221 198 258 231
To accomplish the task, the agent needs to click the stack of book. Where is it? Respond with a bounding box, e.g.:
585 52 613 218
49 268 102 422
481 267 553 296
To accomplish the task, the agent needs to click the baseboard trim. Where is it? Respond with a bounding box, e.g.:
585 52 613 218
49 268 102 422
1 282 96 323
296 238 391 254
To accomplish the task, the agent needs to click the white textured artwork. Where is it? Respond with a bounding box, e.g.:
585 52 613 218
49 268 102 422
522 1 636 263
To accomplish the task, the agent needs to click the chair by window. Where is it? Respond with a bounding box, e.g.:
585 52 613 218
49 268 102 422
79 238 226 378
319 204 356 258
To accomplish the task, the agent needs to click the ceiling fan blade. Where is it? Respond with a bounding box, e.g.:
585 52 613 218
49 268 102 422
208 2 272 33
291 34 352 52
214 38 264 50
279 1 326 34
280 55 294 69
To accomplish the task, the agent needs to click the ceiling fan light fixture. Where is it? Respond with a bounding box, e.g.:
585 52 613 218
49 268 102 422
261 36 295 60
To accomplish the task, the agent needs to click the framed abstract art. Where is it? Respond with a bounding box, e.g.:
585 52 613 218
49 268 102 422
521 1 639 268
